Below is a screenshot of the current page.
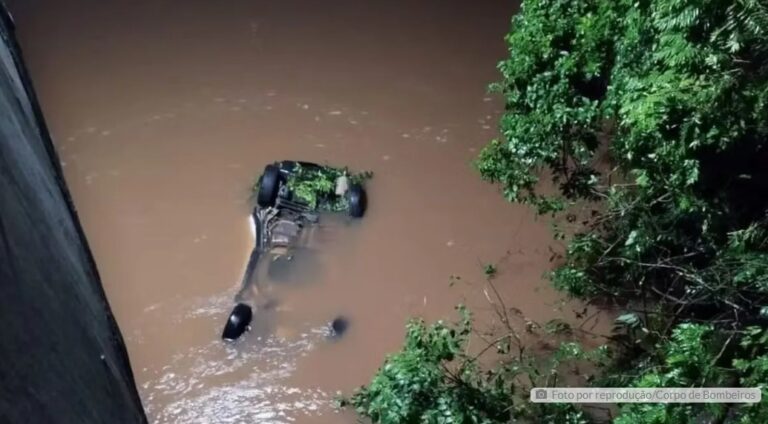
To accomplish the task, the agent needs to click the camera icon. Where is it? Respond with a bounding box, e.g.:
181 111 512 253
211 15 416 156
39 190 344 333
535 389 547 400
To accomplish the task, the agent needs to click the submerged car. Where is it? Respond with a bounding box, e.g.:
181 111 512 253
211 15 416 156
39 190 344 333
222 160 369 341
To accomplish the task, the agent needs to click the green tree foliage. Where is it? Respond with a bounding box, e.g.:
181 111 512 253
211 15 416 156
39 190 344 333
612 324 768 423
474 0 768 421
479 0 768 311
347 307 513 424
346 306 593 424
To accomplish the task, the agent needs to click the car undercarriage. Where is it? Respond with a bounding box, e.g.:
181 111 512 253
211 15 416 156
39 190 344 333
222 161 369 341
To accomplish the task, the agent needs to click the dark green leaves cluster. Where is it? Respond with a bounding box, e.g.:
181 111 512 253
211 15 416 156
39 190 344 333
479 0 768 216
478 0 618 213
479 0 768 335
613 324 768 424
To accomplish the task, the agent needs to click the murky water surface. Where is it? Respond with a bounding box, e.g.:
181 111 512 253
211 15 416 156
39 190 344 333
6 1 596 422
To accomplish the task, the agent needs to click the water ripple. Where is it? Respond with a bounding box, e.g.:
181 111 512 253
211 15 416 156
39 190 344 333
142 291 333 423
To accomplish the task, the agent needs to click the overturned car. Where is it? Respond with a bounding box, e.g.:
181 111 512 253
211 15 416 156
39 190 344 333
221 161 370 341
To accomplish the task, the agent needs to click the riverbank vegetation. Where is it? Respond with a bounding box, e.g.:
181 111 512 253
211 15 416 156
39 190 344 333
348 0 768 422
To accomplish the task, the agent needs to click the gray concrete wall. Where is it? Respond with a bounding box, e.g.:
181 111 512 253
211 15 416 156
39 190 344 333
0 7 147 423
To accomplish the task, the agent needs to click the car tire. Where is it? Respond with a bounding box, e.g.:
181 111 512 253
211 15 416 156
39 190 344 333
329 316 349 339
257 164 280 207
347 184 366 218
222 303 253 341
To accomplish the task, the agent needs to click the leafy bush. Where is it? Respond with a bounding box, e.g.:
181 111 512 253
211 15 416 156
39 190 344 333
345 306 593 424
612 324 768 423
346 307 512 424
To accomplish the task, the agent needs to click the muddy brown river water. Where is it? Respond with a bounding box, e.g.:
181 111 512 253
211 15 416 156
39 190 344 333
6 1 596 422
